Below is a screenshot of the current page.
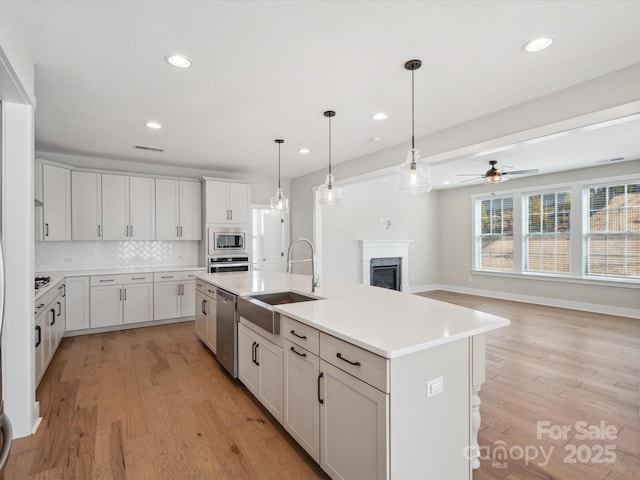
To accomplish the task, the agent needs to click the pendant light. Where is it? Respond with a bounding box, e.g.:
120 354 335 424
318 110 342 206
270 139 290 213
398 59 432 193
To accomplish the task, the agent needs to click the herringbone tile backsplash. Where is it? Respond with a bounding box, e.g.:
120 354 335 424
36 241 199 272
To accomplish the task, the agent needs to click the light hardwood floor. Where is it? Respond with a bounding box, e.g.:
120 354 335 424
6 292 639 479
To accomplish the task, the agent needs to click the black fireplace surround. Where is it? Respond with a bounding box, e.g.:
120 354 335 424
370 257 401 291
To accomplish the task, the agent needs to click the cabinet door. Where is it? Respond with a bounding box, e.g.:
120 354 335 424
205 180 228 224
228 182 250 224
123 283 154 325
178 181 202 240
129 176 155 240
284 340 320 462
35 311 45 385
44 306 55 366
54 290 66 348
155 179 180 240
90 285 124 328
180 280 196 318
320 360 388 480
154 281 180 320
238 323 259 396
205 295 216 352
195 290 208 342
42 164 71 241
102 174 129 240
66 276 90 331
257 337 284 423
71 171 102 240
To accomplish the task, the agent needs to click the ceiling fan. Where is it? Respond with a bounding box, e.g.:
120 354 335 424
457 160 539 184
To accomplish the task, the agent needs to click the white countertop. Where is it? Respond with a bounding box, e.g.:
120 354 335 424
35 265 205 301
197 271 510 359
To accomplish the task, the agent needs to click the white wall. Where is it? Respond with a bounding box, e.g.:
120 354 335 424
438 160 640 317
320 174 439 289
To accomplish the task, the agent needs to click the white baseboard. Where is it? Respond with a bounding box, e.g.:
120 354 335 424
434 284 640 320
407 284 440 293
63 316 194 337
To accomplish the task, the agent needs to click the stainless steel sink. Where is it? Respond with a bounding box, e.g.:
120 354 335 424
237 291 318 334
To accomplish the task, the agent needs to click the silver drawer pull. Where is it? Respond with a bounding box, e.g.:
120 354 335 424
131 277 146 280
290 330 307 340
336 352 361 367
161 275 174 279
188 274 196 277
99 279 115 282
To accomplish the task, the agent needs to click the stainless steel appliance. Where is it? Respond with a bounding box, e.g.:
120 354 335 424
216 289 238 377
35 276 51 291
209 256 250 273
0 234 12 479
208 227 247 255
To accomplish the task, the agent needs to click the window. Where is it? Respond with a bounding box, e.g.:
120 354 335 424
525 192 571 273
477 197 513 271
586 183 640 279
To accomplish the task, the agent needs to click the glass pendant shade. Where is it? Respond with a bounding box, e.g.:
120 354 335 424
485 173 502 185
318 173 342 206
270 139 289 213
398 148 432 193
270 187 290 212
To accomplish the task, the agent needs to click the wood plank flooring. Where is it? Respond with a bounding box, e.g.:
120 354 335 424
6 292 639 479
418 291 640 480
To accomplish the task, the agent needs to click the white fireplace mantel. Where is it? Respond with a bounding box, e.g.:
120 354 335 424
360 240 411 291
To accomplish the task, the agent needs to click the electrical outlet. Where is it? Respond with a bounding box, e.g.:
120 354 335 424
63 257 73 264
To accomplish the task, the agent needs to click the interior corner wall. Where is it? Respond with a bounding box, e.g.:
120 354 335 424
437 160 640 317
320 174 439 289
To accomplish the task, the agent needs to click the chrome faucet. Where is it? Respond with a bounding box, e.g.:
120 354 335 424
286 238 319 293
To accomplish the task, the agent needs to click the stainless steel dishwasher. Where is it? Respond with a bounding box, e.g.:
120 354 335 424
216 289 238 377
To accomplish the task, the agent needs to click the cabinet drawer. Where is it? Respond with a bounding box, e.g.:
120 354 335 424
283 316 319 356
90 273 153 286
320 333 389 393
153 270 203 282
196 281 217 298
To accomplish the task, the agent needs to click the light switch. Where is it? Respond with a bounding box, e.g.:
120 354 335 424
427 376 444 398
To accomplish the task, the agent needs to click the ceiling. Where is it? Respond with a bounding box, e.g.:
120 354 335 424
5 1 640 182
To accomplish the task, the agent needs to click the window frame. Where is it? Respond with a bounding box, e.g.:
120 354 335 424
471 173 640 286
475 195 515 272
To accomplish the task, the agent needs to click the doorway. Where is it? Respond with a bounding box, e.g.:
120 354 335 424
251 205 289 272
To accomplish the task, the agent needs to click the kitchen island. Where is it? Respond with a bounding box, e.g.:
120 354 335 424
196 271 510 480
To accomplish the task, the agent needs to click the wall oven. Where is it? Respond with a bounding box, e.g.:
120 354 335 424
208 227 246 255
209 256 250 273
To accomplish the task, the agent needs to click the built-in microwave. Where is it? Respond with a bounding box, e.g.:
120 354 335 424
208 228 246 254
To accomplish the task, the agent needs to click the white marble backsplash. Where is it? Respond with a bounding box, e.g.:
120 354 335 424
35 241 199 272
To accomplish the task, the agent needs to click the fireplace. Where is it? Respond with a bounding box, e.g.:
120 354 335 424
370 257 401 291
360 240 411 292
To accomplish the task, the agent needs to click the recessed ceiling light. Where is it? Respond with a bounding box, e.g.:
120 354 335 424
522 36 554 53
369 136 382 143
166 54 192 68
443 180 451 185
372 112 388 121
145 121 162 129
298 148 310 154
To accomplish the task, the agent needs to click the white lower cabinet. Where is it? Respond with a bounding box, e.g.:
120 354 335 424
153 271 199 320
195 281 217 352
320 360 388 480
238 323 283 423
34 281 66 387
90 274 153 328
284 339 320 462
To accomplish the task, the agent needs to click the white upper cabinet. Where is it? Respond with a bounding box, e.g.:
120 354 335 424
72 171 102 240
156 179 201 240
102 174 155 241
42 164 71 241
205 180 250 224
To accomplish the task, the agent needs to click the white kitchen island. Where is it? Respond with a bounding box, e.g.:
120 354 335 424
196 271 509 480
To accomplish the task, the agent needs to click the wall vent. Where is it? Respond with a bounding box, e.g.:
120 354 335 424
134 144 165 152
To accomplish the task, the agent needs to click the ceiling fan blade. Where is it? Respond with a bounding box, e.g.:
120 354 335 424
503 169 539 175
459 177 483 183
456 173 484 176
